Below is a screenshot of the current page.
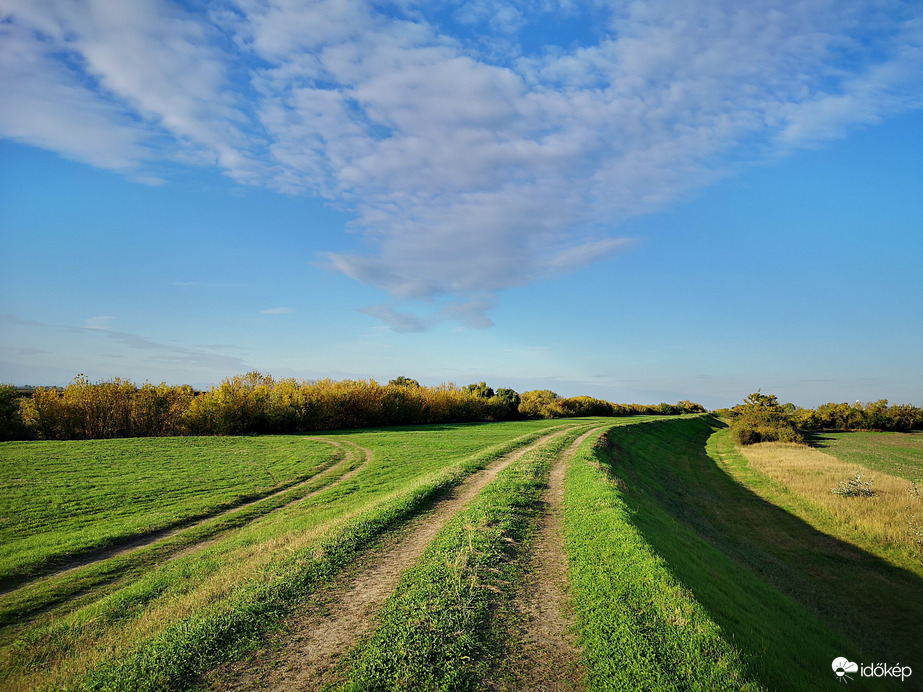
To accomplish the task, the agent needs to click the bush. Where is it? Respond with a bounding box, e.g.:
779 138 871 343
519 390 564 418
8 372 707 440
728 392 804 445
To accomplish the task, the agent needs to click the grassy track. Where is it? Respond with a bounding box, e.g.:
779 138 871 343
336 423 597 691
564 416 917 691
808 430 923 483
0 419 572 692
0 436 340 590
0 441 370 628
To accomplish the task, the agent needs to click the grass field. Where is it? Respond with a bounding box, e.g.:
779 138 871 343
0 436 342 591
1 416 920 691
737 440 922 561
809 430 923 483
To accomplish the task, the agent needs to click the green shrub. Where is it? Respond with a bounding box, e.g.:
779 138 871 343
728 392 804 445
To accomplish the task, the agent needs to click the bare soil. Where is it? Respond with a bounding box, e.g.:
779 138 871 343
487 428 600 692
208 428 573 691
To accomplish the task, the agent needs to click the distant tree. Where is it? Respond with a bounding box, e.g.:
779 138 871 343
519 390 564 418
489 387 521 420
494 387 520 409
465 381 494 398
0 384 28 441
388 376 421 388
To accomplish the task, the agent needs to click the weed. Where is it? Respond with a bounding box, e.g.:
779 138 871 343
831 473 876 497
906 482 923 552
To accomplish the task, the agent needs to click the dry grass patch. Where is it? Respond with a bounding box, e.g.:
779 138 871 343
739 442 922 555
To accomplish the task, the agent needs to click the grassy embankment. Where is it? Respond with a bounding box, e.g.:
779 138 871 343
564 416 920 691
336 421 606 690
0 419 573 692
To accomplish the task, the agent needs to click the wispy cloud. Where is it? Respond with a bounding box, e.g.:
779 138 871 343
1 314 45 327
259 306 293 314
84 315 115 330
1 312 250 373
359 295 497 332
3 0 921 329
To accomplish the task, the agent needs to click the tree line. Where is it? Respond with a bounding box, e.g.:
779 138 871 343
721 393 923 445
0 374 706 441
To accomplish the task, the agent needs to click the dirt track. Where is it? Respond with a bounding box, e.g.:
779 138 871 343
210 428 575 691
487 428 599 691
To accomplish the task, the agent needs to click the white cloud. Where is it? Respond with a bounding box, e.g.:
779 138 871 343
84 315 115 330
0 19 150 170
259 307 293 314
2 0 921 329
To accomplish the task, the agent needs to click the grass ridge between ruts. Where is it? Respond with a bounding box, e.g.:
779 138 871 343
336 424 595 692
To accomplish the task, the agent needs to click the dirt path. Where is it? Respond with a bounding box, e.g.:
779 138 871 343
489 427 600 692
3 439 370 596
209 428 576 692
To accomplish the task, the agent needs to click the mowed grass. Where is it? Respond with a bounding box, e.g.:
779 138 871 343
566 417 918 691
809 430 923 483
0 436 340 589
564 418 761 691
0 419 571 692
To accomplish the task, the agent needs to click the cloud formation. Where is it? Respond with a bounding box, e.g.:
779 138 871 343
2 0 921 327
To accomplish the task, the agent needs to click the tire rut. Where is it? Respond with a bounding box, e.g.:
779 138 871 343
2 439 371 598
208 427 577 692
488 427 602 692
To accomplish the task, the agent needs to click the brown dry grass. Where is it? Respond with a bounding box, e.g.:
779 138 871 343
738 442 922 554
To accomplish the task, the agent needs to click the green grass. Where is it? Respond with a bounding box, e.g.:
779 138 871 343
808 430 923 483
8 416 918 691
0 445 369 629
564 416 916 691
337 423 597 691
0 436 340 589
0 419 573 692
564 418 760 691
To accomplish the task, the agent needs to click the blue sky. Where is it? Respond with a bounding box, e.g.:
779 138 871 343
1 0 921 409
